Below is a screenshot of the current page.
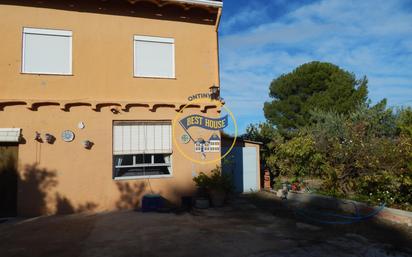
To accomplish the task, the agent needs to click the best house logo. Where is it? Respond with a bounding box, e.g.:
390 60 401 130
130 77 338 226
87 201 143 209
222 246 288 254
179 114 228 130
172 93 237 164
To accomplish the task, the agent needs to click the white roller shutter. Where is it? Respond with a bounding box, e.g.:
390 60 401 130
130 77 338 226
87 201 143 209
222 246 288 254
137 124 146 152
146 124 155 152
22 28 72 75
134 35 175 78
113 122 172 155
162 124 171 151
113 125 123 152
122 125 132 152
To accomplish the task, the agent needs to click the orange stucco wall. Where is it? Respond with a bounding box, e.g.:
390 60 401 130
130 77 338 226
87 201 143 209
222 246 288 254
0 3 219 102
0 3 222 216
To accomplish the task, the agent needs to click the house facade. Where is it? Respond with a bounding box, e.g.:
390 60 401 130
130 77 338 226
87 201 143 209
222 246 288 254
0 0 223 216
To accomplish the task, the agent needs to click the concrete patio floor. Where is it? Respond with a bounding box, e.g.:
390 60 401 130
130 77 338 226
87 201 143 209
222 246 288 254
1 193 411 257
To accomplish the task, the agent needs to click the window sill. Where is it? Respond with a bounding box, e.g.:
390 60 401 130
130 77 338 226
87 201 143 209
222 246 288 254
133 75 176 80
113 174 173 180
21 72 73 76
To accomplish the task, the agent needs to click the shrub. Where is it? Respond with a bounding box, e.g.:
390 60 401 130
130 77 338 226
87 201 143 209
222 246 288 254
193 166 234 193
269 134 327 178
260 101 412 210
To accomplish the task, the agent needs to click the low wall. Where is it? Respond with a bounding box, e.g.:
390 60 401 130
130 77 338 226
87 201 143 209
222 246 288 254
285 192 412 227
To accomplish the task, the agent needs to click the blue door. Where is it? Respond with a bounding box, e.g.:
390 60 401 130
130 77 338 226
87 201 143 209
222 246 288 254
222 147 257 193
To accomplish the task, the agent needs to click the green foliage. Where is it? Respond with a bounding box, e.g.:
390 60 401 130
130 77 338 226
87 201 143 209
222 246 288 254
357 170 412 208
254 93 412 209
269 134 327 178
243 122 282 164
301 101 411 201
355 135 412 209
193 166 234 193
396 107 412 136
244 122 278 146
248 62 412 210
350 99 398 138
264 61 368 133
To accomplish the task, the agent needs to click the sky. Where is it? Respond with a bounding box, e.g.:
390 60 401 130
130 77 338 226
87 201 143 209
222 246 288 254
218 0 412 134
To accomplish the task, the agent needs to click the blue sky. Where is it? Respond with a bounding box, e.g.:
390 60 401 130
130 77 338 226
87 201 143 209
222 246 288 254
219 0 412 134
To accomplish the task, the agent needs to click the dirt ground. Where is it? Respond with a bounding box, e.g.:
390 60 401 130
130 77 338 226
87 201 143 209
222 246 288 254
1 192 411 257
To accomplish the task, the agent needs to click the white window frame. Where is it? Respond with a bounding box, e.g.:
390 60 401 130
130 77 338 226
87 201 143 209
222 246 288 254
113 153 173 180
22 27 73 75
133 35 175 79
113 121 173 180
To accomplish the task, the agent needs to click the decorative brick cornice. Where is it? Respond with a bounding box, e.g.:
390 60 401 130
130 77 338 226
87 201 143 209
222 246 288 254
0 99 220 113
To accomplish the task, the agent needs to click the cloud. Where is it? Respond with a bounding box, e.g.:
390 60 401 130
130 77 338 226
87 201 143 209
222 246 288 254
220 6 267 33
219 0 412 133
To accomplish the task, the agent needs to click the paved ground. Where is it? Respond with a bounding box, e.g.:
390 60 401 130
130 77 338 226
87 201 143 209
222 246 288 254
1 193 412 257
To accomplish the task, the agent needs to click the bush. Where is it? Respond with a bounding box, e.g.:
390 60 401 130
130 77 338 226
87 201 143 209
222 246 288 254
356 135 412 209
269 134 327 178
193 166 234 193
259 101 412 210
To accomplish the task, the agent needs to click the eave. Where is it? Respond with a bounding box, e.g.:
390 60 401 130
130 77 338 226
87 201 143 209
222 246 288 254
127 0 222 10
171 0 222 8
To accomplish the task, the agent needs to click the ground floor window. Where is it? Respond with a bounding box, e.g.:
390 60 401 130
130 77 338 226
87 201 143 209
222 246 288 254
113 121 172 179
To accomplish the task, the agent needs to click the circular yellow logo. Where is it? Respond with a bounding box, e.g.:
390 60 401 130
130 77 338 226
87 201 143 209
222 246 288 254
172 97 238 165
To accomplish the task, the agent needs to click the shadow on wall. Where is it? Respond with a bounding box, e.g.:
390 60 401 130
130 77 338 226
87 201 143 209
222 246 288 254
55 193 98 215
19 163 98 216
222 148 243 193
19 163 198 215
18 164 58 216
0 148 18 217
115 182 146 210
115 179 198 211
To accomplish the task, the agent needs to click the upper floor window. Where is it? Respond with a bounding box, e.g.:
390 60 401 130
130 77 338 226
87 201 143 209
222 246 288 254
22 28 72 75
134 35 175 79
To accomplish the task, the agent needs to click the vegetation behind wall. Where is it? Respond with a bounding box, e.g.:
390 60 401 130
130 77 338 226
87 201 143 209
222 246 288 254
245 62 412 211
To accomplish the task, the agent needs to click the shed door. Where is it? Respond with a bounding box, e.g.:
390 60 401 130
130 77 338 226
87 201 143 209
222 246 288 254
0 144 18 217
222 147 258 193
242 147 258 192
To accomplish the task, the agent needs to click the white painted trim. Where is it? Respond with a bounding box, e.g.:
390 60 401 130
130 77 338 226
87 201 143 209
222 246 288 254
133 75 176 79
113 155 174 180
0 128 21 142
172 0 223 7
133 35 175 79
134 35 174 43
69 32 73 75
115 163 171 168
22 29 26 74
23 27 72 37
22 27 73 75
114 175 173 180
21 71 73 76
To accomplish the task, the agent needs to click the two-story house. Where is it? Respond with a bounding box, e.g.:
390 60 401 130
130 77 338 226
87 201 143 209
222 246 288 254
0 0 223 216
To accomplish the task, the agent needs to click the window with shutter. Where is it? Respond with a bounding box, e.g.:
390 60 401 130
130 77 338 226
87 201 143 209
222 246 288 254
133 35 175 78
22 28 72 75
113 121 172 179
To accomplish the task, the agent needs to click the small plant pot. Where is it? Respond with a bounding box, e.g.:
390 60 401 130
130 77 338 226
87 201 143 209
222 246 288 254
210 189 226 207
196 187 209 198
194 197 210 209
